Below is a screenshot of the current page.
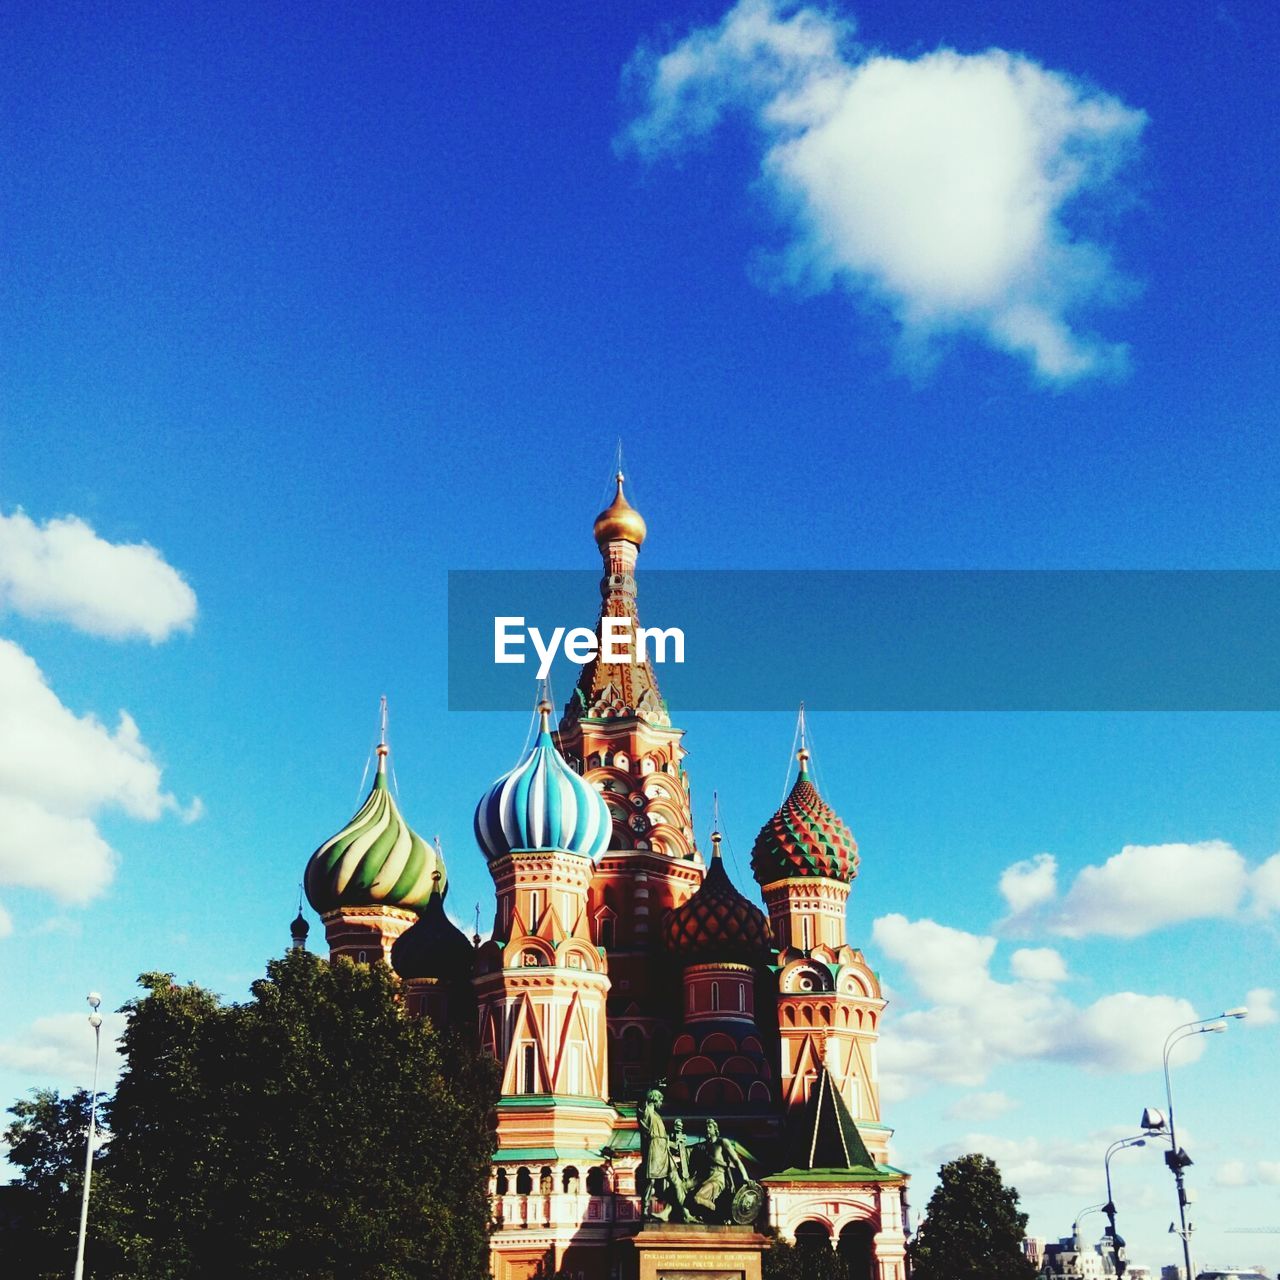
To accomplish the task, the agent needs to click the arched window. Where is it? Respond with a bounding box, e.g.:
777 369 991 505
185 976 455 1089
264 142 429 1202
737 982 746 1011
515 1166 533 1196
621 1026 644 1063
357 950 367 964
711 981 720 1011
522 1043 537 1093
562 1166 580 1193
598 916 615 950
586 1166 607 1196
495 1169 509 1196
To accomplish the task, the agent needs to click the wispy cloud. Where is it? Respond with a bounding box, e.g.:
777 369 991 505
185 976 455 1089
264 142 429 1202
0 512 199 931
0 510 196 642
619 0 1146 382
1001 842 1279 939
873 911 1201 1097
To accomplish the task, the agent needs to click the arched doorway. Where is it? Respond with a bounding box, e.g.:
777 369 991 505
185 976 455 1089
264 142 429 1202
838 1220 876 1280
795 1219 833 1251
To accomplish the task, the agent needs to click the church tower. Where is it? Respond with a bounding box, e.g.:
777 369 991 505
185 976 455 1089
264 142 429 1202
751 744 891 1162
556 473 704 1095
473 702 614 1137
303 706 445 964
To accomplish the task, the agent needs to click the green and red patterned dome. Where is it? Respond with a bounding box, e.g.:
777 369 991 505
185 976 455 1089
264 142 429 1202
750 749 859 886
663 833 771 963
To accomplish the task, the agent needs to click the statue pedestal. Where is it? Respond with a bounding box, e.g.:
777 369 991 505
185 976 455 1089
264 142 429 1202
623 1223 769 1280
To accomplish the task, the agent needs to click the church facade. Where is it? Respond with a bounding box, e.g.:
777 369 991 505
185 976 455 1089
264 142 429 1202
302 477 909 1280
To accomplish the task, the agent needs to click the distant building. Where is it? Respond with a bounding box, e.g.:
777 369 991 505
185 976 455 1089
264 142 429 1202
1161 1265 1184 1280
1025 1238 1047 1268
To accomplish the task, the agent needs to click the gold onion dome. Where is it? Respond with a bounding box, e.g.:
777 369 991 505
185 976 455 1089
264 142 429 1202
750 748 859 886
593 471 647 548
663 832 771 963
304 743 446 914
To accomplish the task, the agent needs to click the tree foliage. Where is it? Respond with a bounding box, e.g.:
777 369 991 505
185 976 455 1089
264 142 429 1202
763 1237 855 1280
908 1153 1037 1280
5 951 498 1279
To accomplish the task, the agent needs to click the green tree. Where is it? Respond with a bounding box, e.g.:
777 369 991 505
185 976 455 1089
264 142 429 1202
7 951 498 1280
908 1153 1037 1280
763 1237 852 1280
3 1088 101 1276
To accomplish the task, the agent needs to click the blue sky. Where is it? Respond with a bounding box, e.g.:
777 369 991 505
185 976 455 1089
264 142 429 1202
2 0 1278 1270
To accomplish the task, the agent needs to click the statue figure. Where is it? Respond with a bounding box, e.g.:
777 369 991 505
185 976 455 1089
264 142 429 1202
637 1085 674 1221
689 1119 750 1222
669 1117 691 1213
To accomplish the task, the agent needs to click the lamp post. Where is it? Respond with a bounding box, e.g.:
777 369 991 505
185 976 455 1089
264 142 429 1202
1151 1006 1248 1280
72 992 103 1280
1103 1135 1148 1276
1075 1203 1107 1254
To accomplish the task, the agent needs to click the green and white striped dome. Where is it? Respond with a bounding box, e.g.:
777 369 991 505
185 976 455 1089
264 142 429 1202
304 746 445 914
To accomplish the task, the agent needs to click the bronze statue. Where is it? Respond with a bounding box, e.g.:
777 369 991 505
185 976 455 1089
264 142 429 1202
688 1119 749 1221
637 1089 763 1226
637 1085 675 1221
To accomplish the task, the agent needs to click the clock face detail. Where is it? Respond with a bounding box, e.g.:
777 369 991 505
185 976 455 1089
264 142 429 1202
629 813 648 834
630 792 645 808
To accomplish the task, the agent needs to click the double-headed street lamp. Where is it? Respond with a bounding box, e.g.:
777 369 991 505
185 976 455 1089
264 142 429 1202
1144 1007 1248 1280
1103 1134 1156 1276
73 992 104 1280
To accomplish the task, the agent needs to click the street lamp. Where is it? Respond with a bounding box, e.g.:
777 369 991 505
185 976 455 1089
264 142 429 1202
1150 1006 1248 1280
73 992 103 1280
1075 1203 1107 1253
1103 1135 1150 1277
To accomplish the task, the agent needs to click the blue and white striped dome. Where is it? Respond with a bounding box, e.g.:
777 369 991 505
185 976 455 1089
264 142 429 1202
474 704 612 862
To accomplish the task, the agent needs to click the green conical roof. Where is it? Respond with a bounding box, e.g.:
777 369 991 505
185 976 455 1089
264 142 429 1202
789 1063 876 1172
304 748 445 915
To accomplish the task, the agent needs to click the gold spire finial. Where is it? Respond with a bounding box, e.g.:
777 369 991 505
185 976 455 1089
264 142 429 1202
710 830 723 859
376 695 389 767
593 469 647 548
537 699 553 730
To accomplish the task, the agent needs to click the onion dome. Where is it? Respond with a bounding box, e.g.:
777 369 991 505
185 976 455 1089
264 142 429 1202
290 910 309 946
593 471 647 548
304 743 445 914
391 870 476 981
474 702 612 861
664 832 771 963
751 748 859 885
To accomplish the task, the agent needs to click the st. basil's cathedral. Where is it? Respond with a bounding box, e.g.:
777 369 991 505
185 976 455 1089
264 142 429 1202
300 477 909 1280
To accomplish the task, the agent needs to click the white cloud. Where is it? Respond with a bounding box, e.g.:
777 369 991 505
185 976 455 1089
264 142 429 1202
1250 853 1280 915
0 637 198 911
1257 1161 1280 1186
924 1131 1105 1199
1052 840 1250 938
944 1090 1018 1122
1010 946 1068 983
873 912 1199 1095
0 1011 125 1085
620 0 1146 382
1214 1158 1252 1188
1000 853 1058 917
1244 987 1277 1026
1001 840 1265 939
0 510 196 642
